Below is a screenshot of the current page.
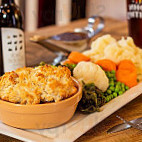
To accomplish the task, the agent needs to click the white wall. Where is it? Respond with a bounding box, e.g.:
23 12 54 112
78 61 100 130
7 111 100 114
56 0 71 25
15 0 20 6
25 0 38 32
86 0 127 20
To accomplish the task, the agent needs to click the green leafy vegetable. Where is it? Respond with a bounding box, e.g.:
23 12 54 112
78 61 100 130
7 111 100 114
39 61 57 68
64 63 77 75
39 61 46 66
78 82 105 114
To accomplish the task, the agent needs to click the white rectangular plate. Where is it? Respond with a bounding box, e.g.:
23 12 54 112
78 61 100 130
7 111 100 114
0 83 142 142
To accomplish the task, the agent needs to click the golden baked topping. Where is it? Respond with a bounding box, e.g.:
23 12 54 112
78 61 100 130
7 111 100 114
0 65 77 105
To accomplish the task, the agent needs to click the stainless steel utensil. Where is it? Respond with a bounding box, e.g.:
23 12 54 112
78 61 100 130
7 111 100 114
74 15 104 39
116 115 142 131
50 15 104 43
107 116 142 133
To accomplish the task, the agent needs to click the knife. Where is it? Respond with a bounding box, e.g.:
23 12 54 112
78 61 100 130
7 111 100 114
107 117 142 133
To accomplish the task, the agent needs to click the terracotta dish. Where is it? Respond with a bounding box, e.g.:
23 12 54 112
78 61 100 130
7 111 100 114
0 78 82 129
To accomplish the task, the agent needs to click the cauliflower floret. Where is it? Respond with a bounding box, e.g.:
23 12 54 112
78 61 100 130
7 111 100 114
73 61 109 92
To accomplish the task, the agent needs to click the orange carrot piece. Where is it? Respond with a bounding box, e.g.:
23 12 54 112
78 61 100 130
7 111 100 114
68 51 90 63
62 59 75 65
117 60 136 72
95 59 116 71
116 60 137 87
116 69 137 88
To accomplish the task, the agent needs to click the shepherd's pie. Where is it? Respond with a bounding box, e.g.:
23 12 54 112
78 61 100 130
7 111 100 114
0 65 77 105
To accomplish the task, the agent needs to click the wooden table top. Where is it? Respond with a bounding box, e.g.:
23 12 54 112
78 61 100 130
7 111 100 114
0 18 142 142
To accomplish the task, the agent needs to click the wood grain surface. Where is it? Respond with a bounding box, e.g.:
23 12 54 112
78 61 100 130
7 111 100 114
0 18 142 142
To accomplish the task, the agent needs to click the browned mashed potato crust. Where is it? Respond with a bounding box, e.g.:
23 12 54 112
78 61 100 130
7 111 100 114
0 65 77 105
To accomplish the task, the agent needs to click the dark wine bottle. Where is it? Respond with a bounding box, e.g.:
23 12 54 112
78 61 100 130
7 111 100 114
0 0 25 76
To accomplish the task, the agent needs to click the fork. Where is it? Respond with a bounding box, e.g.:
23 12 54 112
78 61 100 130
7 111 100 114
116 115 142 131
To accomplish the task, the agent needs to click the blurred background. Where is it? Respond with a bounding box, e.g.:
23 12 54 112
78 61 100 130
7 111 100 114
0 0 127 32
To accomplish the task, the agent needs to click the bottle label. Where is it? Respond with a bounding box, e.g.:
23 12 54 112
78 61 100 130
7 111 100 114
127 0 142 19
1 28 25 73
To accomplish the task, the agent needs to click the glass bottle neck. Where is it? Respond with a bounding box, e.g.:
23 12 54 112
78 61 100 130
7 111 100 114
1 0 15 5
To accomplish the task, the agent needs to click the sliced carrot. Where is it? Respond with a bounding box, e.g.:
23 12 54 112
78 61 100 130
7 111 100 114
116 69 137 88
68 51 90 64
62 59 75 65
116 60 137 87
117 60 136 72
95 59 116 71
